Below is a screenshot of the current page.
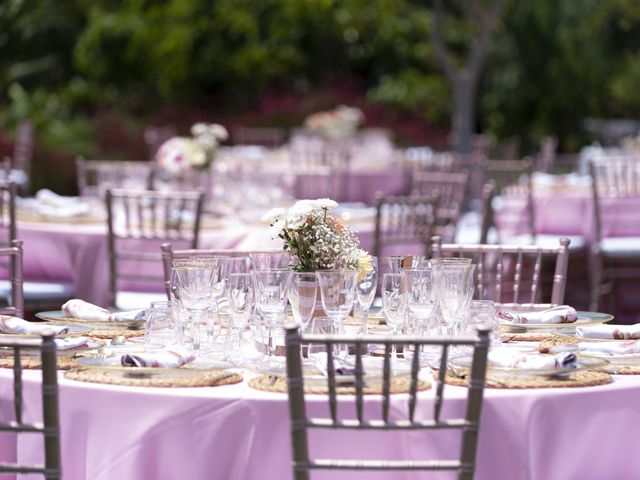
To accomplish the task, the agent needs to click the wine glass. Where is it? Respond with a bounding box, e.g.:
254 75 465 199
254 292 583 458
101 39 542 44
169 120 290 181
225 272 255 362
356 256 378 335
435 263 476 337
252 268 292 358
288 272 318 331
172 258 219 352
382 273 408 363
316 270 358 358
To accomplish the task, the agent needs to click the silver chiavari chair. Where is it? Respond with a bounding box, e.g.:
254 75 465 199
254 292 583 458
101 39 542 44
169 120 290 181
76 157 154 198
105 188 205 309
285 325 491 480
0 332 60 480
432 236 571 311
0 239 24 318
373 194 440 259
589 158 640 311
411 171 469 242
160 244 283 299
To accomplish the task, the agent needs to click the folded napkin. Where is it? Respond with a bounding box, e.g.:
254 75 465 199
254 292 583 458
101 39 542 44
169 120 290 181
0 316 69 335
120 348 195 368
62 299 146 322
54 337 89 350
578 341 640 356
35 189 83 208
488 348 577 370
498 306 578 324
36 203 91 219
576 324 640 340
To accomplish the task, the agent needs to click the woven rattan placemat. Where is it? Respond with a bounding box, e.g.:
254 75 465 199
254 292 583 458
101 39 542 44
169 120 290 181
85 327 145 340
443 369 612 389
65 367 243 387
0 355 77 370
249 374 431 395
501 332 555 343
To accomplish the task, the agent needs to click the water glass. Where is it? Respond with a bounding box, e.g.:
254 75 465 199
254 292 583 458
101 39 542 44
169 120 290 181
356 256 378 335
288 272 318 331
434 263 476 336
402 267 436 332
468 300 501 347
144 301 182 351
252 268 292 357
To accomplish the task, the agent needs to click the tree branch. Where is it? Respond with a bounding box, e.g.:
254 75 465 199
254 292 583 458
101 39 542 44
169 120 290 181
468 0 507 78
431 0 457 82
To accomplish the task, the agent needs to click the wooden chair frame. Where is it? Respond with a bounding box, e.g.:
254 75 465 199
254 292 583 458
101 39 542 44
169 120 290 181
432 236 571 310
589 159 640 311
0 332 60 479
105 188 204 308
285 325 490 480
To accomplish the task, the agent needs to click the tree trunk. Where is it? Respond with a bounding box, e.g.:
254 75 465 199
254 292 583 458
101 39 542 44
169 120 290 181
452 73 476 154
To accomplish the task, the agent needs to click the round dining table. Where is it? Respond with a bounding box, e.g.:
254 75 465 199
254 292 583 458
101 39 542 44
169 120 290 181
3 366 639 480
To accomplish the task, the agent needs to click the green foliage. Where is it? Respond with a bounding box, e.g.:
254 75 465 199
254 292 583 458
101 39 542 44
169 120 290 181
2 0 640 161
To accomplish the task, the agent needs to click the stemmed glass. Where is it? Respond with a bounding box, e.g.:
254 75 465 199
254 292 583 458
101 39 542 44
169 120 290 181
316 270 359 358
356 256 378 335
172 258 220 352
382 273 408 361
225 272 255 362
252 268 292 358
434 263 476 337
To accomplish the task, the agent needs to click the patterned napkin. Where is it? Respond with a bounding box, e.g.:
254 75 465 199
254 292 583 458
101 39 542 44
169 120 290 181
0 316 69 335
498 306 578 324
488 348 577 369
54 337 89 350
577 324 640 340
120 348 195 368
62 299 146 322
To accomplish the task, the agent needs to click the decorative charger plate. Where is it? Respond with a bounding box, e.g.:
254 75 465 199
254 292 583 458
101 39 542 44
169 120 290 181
0 323 93 338
499 311 613 332
449 354 607 378
36 311 145 330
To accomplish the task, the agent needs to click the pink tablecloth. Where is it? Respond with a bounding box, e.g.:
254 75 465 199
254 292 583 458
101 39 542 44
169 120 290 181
495 191 640 242
5 369 640 480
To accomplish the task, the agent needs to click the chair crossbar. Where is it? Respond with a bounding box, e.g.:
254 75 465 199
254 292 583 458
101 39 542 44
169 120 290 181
301 333 480 347
0 421 45 433
0 462 61 475
305 459 465 471
304 418 472 430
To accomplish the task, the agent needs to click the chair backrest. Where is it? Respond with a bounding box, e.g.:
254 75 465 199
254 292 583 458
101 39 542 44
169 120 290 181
0 239 24 318
160 244 283 299
589 158 640 244
76 157 154 197
105 188 204 307
432 236 571 310
535 135 558 173
0 180 17 246
411 171 469 242
285 325 491 480
373 194 440 259
234 126 286 148
0 332 61 479
484 157 533 195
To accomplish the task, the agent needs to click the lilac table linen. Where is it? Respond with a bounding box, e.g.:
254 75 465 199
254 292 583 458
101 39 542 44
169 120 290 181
7 370 640 480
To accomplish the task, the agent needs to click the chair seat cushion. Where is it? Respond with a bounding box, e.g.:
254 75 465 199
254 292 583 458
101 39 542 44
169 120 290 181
0 280 75 302
599 237 640 258
116 291 168 311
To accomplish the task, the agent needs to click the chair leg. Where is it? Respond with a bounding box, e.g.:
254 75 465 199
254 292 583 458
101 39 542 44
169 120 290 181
589 251 602 312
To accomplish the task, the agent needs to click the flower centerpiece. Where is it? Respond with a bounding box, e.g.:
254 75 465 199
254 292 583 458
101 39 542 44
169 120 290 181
155 123 228 175
304 105 364 141
262 198 372 279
